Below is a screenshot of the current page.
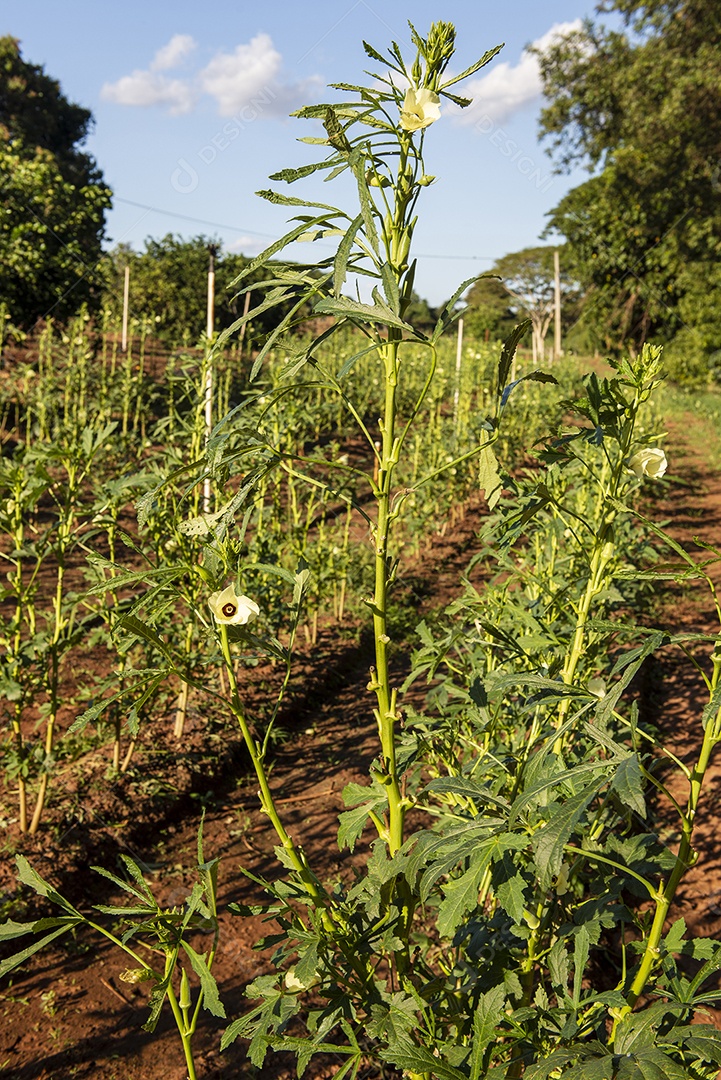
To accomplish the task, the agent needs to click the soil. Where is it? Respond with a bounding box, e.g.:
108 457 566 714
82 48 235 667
2 411 721 1080
640 416 721 933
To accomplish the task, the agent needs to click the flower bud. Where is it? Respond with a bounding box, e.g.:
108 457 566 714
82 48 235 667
179 968 192 1010
118 967 154 984
284 966 319 992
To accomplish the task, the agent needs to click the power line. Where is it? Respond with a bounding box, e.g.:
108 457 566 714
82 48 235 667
113 197 277 240
112 196 496 262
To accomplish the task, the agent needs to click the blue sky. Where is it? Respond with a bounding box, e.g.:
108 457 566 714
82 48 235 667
7 0 603 306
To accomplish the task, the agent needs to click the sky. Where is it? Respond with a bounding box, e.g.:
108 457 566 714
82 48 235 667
6 0 604 307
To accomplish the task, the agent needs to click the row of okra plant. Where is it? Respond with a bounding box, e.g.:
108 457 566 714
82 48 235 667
3 19 721 1080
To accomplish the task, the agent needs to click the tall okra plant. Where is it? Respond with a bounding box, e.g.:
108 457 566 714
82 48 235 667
213 21 509 857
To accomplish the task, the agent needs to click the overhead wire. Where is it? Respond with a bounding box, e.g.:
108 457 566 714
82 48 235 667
112 196 496 262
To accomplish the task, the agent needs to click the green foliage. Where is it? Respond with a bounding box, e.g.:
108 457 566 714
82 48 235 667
536 2 721 373
2 827 223 1076
100 235 302 346
461 274 516 341
0 37 111 325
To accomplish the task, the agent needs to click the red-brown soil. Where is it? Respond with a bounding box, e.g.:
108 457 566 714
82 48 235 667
2 411 721 1079
641 416 721 934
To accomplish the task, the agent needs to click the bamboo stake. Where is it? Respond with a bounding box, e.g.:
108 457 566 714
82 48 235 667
121 265 130 352
554 249 562 360
203 245 218 513
452 316 464 431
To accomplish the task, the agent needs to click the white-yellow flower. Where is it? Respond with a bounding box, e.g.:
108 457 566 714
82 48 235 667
208 585 260 626
399 88 441 132
627 447 667 479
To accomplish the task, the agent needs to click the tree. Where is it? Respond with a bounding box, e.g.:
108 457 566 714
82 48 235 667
0 37 111 326
102 235 306 345
464 246 579 360
402 290 437 333
535 1 721 376
461 274 516 342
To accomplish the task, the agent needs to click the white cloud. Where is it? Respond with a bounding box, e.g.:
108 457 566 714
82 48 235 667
457 21 582 126
199 34 282 116
101 70 196 114
150 33 196 72
227 235 266 256
102 31 317 118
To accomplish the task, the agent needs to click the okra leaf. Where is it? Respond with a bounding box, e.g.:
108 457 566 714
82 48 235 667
498 320 532 396
440 45 505 90
0 921 80 977
532 786 599 890
314 294 413 332
181 941 226 1018
663 1025 721 1065
470 984 506 1080
338 802 380 852
478 432 504 509
501 369 558 408
437 856 488 937
382 1037 467 1080
143 966 172 1033
572 924 591 1008
15 856 82 916
431 275 482 343
493 854 528 925
333 213 364 296
610 754 646 818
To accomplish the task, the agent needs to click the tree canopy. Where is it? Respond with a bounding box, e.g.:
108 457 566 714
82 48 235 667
101 235 307 346
463 246 580 357
536 0 721 378
0 36 111 326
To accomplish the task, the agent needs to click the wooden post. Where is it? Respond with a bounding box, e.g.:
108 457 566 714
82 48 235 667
203 245 218 513
554 249 562 360
452 316 464 430
121 265 130 352
238 289 252 358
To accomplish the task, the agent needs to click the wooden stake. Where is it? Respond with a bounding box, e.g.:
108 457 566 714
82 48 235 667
452 316 464 430
203 245 218 513
554 249 563 360
121 265 130 352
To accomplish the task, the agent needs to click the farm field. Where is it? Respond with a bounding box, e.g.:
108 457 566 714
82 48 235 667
2 317 721 1079
3 13 721 1080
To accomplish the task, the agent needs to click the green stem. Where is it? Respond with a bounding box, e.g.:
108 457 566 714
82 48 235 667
612 673 721 1038
29 535 67 835
556 533 611 726
219 625 325 905
166 979 198 1080
372 334 406 856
